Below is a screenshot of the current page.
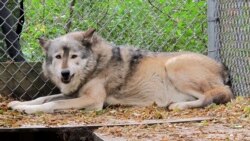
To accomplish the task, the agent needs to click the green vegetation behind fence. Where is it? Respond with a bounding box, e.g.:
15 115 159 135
21 0 207 61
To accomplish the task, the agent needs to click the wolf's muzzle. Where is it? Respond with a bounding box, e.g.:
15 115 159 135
61 70 73 84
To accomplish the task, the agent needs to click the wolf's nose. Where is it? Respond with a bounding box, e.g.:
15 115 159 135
61 70 70 79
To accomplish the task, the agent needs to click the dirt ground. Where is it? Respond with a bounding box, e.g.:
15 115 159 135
0 95 249 141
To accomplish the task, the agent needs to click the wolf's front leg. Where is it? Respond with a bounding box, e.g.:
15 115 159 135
7 94 67 109
11 83 107 114
13 94 106 114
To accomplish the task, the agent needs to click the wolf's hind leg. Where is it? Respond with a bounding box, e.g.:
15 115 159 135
168 90 212 110
168 86 233 110
7 94 67 108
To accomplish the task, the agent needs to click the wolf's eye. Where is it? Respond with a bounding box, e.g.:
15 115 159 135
55 55 61 59
71 55 78 59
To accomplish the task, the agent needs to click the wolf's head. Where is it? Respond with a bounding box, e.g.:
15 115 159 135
38 28 99 94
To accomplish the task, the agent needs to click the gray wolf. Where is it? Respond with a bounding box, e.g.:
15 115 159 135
8 28 233 114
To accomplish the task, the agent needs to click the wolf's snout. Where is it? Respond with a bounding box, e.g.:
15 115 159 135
61 70 70 78
61 70 73 84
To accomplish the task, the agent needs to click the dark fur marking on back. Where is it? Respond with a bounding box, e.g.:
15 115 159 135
126 49 145 78
111 47 122 61
129 49 144 70
120 49 145 90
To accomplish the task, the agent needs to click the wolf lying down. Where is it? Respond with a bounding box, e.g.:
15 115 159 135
8 28 233 114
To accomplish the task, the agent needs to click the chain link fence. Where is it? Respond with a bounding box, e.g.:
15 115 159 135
208 0 250 97
2 0 247 100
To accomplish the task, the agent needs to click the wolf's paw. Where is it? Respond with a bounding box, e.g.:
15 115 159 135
12 104 54 114
12 105 40 114
7 101 22 109
168 103 189 110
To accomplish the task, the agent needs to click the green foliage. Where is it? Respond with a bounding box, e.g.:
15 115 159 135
21 0 207 61
244 106 250 116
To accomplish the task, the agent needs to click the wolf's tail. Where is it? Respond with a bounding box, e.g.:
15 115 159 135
206 63 234 104
205 85 233 105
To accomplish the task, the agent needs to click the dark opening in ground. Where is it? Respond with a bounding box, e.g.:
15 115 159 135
0 127 102 141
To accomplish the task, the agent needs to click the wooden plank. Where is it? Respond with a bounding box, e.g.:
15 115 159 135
0 117 213 132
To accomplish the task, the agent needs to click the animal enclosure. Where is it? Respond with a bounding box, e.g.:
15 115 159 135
0 1 250 141
0 0 249 100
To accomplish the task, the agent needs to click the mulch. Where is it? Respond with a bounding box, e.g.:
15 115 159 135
0 95 249 140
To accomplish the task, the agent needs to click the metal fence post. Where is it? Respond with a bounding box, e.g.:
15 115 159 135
207 0 219 61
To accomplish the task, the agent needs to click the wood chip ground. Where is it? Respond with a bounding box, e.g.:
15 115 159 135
0 95 249 140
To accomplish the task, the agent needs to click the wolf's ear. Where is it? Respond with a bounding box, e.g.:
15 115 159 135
82 28 96 46
38 37 50 52
83 28 96 39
